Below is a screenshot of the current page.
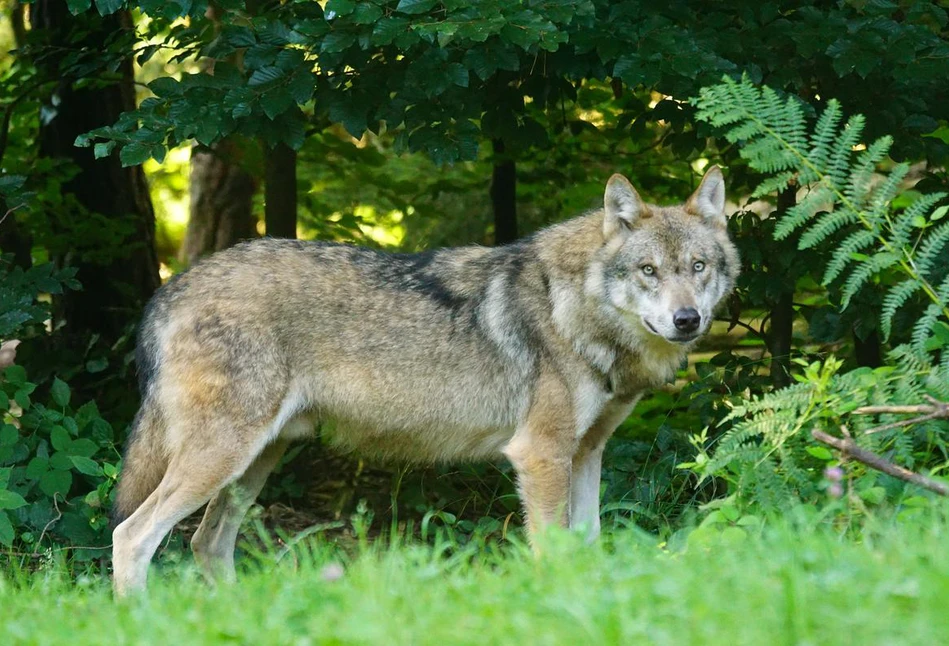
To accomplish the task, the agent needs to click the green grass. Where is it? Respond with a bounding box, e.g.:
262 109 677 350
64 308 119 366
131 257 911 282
3 511 949 645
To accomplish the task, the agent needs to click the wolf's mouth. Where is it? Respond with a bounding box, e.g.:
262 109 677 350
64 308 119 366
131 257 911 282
642 317 702 344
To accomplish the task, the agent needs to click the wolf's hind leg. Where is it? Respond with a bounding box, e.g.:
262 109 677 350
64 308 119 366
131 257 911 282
112 432 265 596
191 438 290 583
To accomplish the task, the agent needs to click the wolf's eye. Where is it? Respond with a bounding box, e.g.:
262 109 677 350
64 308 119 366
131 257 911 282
641 265 655 276
693 261 706 273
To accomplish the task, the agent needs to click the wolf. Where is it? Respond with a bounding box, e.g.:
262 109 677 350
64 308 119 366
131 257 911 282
111 166 739 594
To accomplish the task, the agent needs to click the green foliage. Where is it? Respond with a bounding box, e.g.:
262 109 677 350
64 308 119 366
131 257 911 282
0 258 117 555
0 365 118 552
688 78 949 515
696 76 949 355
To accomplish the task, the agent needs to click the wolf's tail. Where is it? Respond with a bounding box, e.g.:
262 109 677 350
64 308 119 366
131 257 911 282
111 401 168 528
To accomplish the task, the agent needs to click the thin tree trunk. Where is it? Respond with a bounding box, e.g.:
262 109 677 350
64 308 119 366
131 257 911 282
180 2 258 265
490 138 517 245
32 1 160 340
853 328 882 368
264 142 297 238
181 141 257 265
768 186 797 388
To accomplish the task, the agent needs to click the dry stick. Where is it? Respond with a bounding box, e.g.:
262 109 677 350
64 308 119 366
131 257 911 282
812 428 949 497
854 395 949 435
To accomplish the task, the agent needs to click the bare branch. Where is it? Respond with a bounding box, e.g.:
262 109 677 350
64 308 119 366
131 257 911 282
812 428 949 497
852 398 949 435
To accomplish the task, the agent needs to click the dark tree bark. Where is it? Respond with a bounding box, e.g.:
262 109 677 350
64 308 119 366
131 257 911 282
767 186 797 389
180 3 259 266
31 1 160 341
264 143 297 238
180 141 257 265
0 205 32 270
490 138 518 245
853 328 883 368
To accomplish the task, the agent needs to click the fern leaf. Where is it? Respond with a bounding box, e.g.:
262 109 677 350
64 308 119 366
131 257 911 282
890 193 947 248
916 220 949 278
911 301 944 356
840 251 900 309
822 229 876 285
880 279 923 341
773 185 834 239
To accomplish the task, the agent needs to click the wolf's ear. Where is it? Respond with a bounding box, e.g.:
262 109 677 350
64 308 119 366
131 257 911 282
686 166 727 227
604 174 646 238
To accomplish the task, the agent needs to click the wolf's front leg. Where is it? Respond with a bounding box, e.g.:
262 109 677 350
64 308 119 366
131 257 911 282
503 372 576 546
505 436 572 543
570 398 641 541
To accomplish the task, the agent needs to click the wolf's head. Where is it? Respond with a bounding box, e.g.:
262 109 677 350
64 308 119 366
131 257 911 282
595 167 739 345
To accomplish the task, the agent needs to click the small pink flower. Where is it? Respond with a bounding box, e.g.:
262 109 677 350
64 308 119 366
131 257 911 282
828 483 844 499
321 562 344 582
824 466 844 482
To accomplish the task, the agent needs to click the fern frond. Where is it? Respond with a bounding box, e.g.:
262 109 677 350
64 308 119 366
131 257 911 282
911 301 944 356
880 279 923 341
916 220 949 278
842 137 893 211
866 161 908 223
826 114 865 190
803 100 843 184
840 251 900 309
890 193 947 248
773 186 834 239
799 205 861 250
822 229 876 285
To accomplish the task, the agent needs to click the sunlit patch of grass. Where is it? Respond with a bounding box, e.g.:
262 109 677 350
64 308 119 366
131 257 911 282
3 508 949 644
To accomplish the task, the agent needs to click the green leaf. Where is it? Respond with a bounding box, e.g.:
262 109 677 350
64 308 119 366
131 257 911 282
0 511 12 547
39 470 72 498
25 456 49 479
371 17 410 45
120 142 153 167
148 77 181 98
65 0 92 15
321 30 357 53
50 452 73 471
931 205 948 222
70 456 103 476
68 438 99 458
93 141 116 159
85 357 109 373
13 389 30 409
446 63 468 88
326 0 355 16
806 446 834 461
51 378 70 408
352 3 383 24
0 424 17 447
0 489 27 510
248 65 285 87
4 365 26 385
94 0 123 16
260 87 294 120
396 0 436 14
51 425 71 452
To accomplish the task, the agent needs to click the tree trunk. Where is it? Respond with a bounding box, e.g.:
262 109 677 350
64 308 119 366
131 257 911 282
490 138 518 245
767 186 797 389
853 328 882 368
32 1 160 341
180 141 257 265
264 143 297 238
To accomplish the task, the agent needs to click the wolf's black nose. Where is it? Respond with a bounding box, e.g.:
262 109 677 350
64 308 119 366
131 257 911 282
673 308 701 333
